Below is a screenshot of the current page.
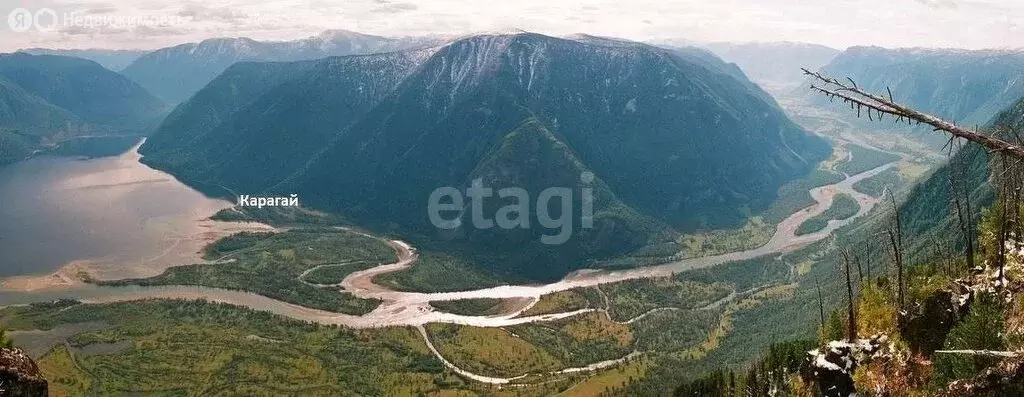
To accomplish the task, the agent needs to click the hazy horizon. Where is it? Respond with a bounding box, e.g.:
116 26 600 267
1 0 1022 52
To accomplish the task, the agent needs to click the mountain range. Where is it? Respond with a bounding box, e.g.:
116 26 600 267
140 32 831 279
18 48 148 71
701 42 840 94
120 30 443 103
0 53 168 165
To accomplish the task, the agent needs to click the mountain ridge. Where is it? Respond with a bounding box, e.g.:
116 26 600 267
701 41 840 94
121 30 444 103
18 48 148 71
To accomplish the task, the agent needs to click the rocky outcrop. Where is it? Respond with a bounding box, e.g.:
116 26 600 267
902 284 972 357
800 335 888 397
0 347 48 396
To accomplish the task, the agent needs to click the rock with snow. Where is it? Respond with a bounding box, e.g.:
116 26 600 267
903 288 968 356
0 347 47 396
801 335 888 397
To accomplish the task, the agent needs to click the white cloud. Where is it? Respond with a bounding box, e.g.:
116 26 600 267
0 0 1022 51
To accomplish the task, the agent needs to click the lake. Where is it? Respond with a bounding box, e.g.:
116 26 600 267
0 141 262 282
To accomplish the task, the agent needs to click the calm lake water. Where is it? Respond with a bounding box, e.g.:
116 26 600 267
0 142 239 279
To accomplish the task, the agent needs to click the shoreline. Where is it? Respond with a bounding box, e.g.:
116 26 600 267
0 139 275 293
0 218 273 293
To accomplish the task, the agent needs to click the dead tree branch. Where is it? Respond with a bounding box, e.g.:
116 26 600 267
934 350 1022 358
948 141 976 270
803 69 1024 159
885 189 905 312
841 248 858 342
815 274 825 330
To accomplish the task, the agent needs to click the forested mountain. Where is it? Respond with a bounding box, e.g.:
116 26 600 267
0 76 78 136
18 48 148 71
702 42 840 94
800 46 1024 145
141 32 831 279
0 53 168 165
0 130 36 166
121 30 441 103
142 48 436 191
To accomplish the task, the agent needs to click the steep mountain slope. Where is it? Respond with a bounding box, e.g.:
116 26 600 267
800 47 1024 144
0 76 80 136
0 130 36 166
703 41 840 94
19 48 148 71
0 53 168 133
895 97 1024 261
0 54 167 165
832 96 1023 271
661 45 780 106
141 49 436 193
141 32 831 279
122 30 439 103
451 118 669 276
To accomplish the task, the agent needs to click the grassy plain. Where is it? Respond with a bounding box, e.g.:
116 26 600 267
425 323 564 377
836 144 901 176
428 298 515 316
2 300 457 396
375 252 505 293
795 193 861 236
100 229 395 315
520 288 604 317
601 278 733 321
853 167 903 197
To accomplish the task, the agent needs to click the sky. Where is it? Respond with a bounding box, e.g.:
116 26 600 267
0 0 1021 51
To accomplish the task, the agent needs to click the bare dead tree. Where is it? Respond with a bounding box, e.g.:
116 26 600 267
997 156 1010 291
1015 184 1023 262
945 139 978 272
864 240 873 281
935 350 1022 358
988 135 1024 290
854 252 864 281
1014 175 1023 257
1013 150 1023 256
938 239 953 277
815 274 825 330
992 132 1024 273
884 189 905 312
841 248 857 341
803 69 1024 158
887 230 904 310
